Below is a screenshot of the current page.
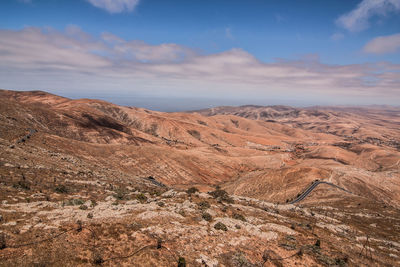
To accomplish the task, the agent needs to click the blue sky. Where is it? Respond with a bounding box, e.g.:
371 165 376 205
0 0 400 110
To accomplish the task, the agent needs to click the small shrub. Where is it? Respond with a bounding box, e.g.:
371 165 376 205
208 188 233 203
73 199 84 205
128 222 143 231
214 222 228 231
87 212 93 219
113 189 127 200
177 257 186 267
197 120 207 126
79 205 88 210
187 129 201 140
93 251 104 265
186 187 199 194
90 199 97 207
232 213 246 222
279 241 297 251
315 239 321 248
197 201 211 210
157 201 165 207
136 193 147 203
232 252 253 267
0 233 6 249
335 256 348 267
13 180 30 190
64 199 84 206
55 185 68 194
202 212 212 222
178 209 186 217
76 220 82 232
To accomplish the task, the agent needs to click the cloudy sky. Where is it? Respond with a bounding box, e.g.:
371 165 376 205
1 0 400 110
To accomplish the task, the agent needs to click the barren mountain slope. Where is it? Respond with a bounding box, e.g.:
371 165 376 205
0 90 400 266
1 90 399 204
194 105 400 149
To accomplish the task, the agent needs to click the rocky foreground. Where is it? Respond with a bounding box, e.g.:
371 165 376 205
1 183 399 266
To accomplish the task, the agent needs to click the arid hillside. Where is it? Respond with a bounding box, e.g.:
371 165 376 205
0 90 399 266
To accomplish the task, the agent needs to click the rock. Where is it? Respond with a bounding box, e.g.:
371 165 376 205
260 223 297 235
137 210 184 220
161 189 176 198
126 200 140 205
197 254 218 267
196 192 212 199
176 192 187 197
105 196 114 202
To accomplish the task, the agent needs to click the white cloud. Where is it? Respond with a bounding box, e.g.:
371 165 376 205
0 27 399 104
86 0 139 13
336 0 400 32
363 33 400 54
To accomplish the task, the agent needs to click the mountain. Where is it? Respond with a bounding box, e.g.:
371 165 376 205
0 90 399 266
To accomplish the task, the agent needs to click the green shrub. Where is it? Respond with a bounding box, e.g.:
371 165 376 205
208 188 233 203
136 193 147 203
202 212 212 222
73 199 84 205
113 189 127 200
178 210 186 217
197 201 211 210
177 257 186 267
93 251 104 265
90 199 97 207
214 222 228 231
232 213 246 222
64 199 84 206
186 187 199 194
55 185 68 194
13 180 30 190
0 233 6 249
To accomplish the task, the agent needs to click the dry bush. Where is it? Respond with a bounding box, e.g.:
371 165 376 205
187 129 201 140
214 222 228 231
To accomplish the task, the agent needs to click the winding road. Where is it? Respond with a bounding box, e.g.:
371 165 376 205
16 128 37 144
289 180 352 204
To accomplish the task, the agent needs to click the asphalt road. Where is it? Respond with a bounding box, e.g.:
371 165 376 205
289 180 352 204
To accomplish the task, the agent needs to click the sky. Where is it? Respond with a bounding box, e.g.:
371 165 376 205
0 0 400 110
